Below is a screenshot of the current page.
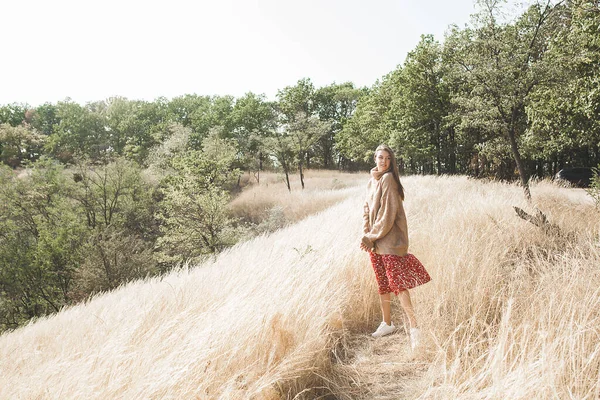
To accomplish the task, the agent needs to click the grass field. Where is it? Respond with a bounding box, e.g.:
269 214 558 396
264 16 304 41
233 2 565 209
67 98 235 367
1 172 598 399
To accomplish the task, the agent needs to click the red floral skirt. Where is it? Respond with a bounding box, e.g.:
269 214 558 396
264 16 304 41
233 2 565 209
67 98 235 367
369 252 431 295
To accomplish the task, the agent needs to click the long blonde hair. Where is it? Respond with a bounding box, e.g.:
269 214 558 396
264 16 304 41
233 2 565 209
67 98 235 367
374 144 405 200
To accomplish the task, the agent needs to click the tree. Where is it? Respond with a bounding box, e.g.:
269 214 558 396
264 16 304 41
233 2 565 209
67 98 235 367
277 78 315 122
335 73 400 170
525 0 600 171
70 158 159 294
287 112 329 189
45 100 108 162
0 160 87 331
445 0 564 199
263 130 296 192
0 103 29 127
102 97 169 164
313 82 365 168
156 132 242 264
30 103 59 136
0 124 46 168
388 35 454 174
229 92 277 182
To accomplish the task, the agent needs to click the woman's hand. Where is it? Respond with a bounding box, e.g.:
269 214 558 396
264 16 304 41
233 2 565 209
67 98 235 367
361 236 374 252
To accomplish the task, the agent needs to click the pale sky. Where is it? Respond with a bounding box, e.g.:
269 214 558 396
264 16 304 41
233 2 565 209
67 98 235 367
1 0 478 106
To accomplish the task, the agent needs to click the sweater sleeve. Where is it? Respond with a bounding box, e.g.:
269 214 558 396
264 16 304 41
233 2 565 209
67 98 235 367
363 174 399 245
362 201 370 234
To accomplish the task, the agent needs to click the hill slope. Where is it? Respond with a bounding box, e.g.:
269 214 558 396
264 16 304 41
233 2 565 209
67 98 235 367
0 183 372 399
2 176 599 399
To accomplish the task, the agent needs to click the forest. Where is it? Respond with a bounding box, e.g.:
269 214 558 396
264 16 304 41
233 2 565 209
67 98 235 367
0 0 598 333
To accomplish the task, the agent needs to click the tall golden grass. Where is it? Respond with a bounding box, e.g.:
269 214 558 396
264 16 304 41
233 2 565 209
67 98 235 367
230 169 364 226
1 174 598 399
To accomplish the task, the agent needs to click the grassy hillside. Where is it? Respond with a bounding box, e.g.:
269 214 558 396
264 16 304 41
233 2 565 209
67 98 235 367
1 174 599 399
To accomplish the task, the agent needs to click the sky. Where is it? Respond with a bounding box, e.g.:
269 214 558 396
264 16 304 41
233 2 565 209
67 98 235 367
1 0 478 106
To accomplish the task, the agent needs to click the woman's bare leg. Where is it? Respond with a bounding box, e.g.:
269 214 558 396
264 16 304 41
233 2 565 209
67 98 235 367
398 290 417 328
380 293 392 325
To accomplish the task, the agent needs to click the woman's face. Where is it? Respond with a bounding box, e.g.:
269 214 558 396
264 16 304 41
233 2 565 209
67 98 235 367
375 150 391 172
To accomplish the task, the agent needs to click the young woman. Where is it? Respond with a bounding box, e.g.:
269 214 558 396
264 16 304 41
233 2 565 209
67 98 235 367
360 144 431 349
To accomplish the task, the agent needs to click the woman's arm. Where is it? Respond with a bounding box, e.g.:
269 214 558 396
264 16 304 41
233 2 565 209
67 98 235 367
363 202 370 234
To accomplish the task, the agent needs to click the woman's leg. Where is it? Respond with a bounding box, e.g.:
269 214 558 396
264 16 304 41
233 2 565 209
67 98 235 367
369 252 393 325
379 293 392 325
398 289 417 328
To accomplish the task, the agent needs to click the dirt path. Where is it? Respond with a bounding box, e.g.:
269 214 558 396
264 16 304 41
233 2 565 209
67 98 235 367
331 326 431 399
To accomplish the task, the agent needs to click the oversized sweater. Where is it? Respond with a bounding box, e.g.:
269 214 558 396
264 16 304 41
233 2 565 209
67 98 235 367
362 168 409 256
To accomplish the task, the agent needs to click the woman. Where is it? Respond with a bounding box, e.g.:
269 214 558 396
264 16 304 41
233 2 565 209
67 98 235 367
360 144 431 349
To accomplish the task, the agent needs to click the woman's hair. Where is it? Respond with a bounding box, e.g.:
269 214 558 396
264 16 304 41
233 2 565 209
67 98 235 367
374 144 405 200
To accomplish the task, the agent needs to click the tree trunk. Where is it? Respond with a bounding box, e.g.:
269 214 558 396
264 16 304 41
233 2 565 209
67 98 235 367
507 127 531 201
299 156 305 190
449 127 457 174
284 168 291 192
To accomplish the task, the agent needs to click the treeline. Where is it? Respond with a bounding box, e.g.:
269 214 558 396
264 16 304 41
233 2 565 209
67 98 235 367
2 2 599 185
0 82 366 178
1 0 599 332
337 0 600 194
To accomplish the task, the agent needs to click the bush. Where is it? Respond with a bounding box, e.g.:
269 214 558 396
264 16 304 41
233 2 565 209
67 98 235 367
585 165 600 208
156 185 242 266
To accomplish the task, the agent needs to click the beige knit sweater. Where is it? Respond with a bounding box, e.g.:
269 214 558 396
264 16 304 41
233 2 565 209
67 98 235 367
362 168 409 256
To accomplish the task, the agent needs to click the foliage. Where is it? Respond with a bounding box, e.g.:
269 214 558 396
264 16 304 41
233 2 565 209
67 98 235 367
0 159 86 331
69 158 159 293
102 96 170 164
0 103 29 127
286 112 330 189
313 82 365 168
229 92 277 175
44 100 108 163
156 185 240 265
390 35 454 174
0 157 160 332
586 165 600 208
0 123 46 168
335 78 391 168
156 132 242 265
526 0 600 169
146 122 193 177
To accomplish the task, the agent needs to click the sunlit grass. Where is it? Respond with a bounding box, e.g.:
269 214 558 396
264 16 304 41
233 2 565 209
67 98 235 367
1 174 598 399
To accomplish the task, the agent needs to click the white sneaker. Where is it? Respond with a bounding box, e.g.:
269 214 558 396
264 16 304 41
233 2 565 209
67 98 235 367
372 321 395 338
410 327 420 350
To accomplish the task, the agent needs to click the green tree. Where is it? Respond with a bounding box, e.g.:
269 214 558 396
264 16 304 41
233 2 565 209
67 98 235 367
525 0 600 171
156 132 241 264
70 158 159 294
0 103 29 127
445 0 563 198
313 82 365 168
0 160 87 331
263 130 296 192
287 112 329 189
0 124 46 168
336 75 398 169
45 100 108 162
390 35 455 174
230 92 277 182
277 78 315 122
103 97 169 164
30 103 59 136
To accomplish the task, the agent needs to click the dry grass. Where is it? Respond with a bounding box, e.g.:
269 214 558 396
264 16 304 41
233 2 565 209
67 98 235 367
230 169 364 226
1 174 599 399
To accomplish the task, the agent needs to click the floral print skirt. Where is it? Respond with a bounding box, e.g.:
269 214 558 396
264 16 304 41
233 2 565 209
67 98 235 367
369 252 431 295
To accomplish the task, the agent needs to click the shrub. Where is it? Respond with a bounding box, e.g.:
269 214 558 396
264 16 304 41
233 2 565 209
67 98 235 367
585 165 600 207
